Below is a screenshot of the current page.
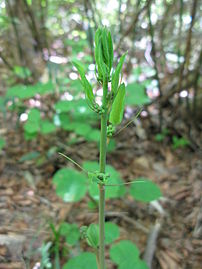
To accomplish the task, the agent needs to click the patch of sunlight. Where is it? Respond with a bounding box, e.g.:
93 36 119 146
179 90 188 98
20 113 28 122
49 55 67 64
69 72 78 80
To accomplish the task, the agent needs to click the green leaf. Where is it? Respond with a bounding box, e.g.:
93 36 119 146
108 31 113 72
85 129 100 142
129 178 161 202
101 27 110 69
6 82 54 100
110 240 139 265
83 162 126 200
125 83 150 105
86 222 119 247
0 137 5 150
24 108 41 134
105 222 120 244
111 53 127 94
110 240 149 269
13 66 31 79
40 120 56 134
97 41 107 78
28 108 41 122
72 60 95 104
63 252 97 269
59 222 80 246
86 224 99 248
109 83 125 125
94 28 103 78
119 259 149 269
53 168 88 202
54 100 73 113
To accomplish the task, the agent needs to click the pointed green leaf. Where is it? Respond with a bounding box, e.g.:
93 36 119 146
130 178 161 202
108 31 113 71
101 27 110 68
111 52 127 94
97 41 107 78
72 60 95 104
109 83 125 125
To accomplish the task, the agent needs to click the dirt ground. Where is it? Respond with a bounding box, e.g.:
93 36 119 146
0 114 202 269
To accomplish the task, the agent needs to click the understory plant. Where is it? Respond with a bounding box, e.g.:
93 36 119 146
53 26 161 269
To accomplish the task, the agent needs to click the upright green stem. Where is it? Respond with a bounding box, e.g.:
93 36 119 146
99 78 108 269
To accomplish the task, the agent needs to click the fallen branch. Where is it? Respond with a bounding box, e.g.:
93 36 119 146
143 221 162 269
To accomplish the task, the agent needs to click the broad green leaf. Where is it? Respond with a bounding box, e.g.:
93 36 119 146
83 161 126 200
0 138 5 150
40 120 56 134
85 129 100 142
105 222 120 244
129 178 161 202
6 82 54 100
74 123 92 136
54 100 73 113
109 83 125 125
24 108 41 134
119 259 149 269
86 224 99 248
72 60 94 104
7 85 36 99
28 108 41 122
60 222 80 246
63 252 97 269
13 66 31 79
125 83 150 105
111 53 127 94
110 240 139 265
53 168 87 202
110 240 149 269
59 113 70 129
86 222 120 247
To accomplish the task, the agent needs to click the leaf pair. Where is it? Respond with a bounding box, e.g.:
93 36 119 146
72 60 95 105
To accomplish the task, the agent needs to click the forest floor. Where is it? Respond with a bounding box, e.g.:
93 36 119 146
0 113 202 269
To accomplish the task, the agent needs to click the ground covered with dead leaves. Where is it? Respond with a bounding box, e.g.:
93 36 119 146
0 115 201 269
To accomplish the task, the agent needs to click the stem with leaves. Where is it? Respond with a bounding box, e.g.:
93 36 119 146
98 77 108 269
73 26 127 269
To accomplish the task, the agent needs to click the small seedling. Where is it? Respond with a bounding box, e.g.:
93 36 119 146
53 26 161 269
172 135 190 149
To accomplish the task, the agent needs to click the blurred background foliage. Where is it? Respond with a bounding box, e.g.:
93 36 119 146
0 0 201 147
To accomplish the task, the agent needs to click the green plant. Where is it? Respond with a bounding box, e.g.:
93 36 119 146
172 135 190 149
38 242 52 269
155 128 170 142
0 137 5 151
53 26 161 269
